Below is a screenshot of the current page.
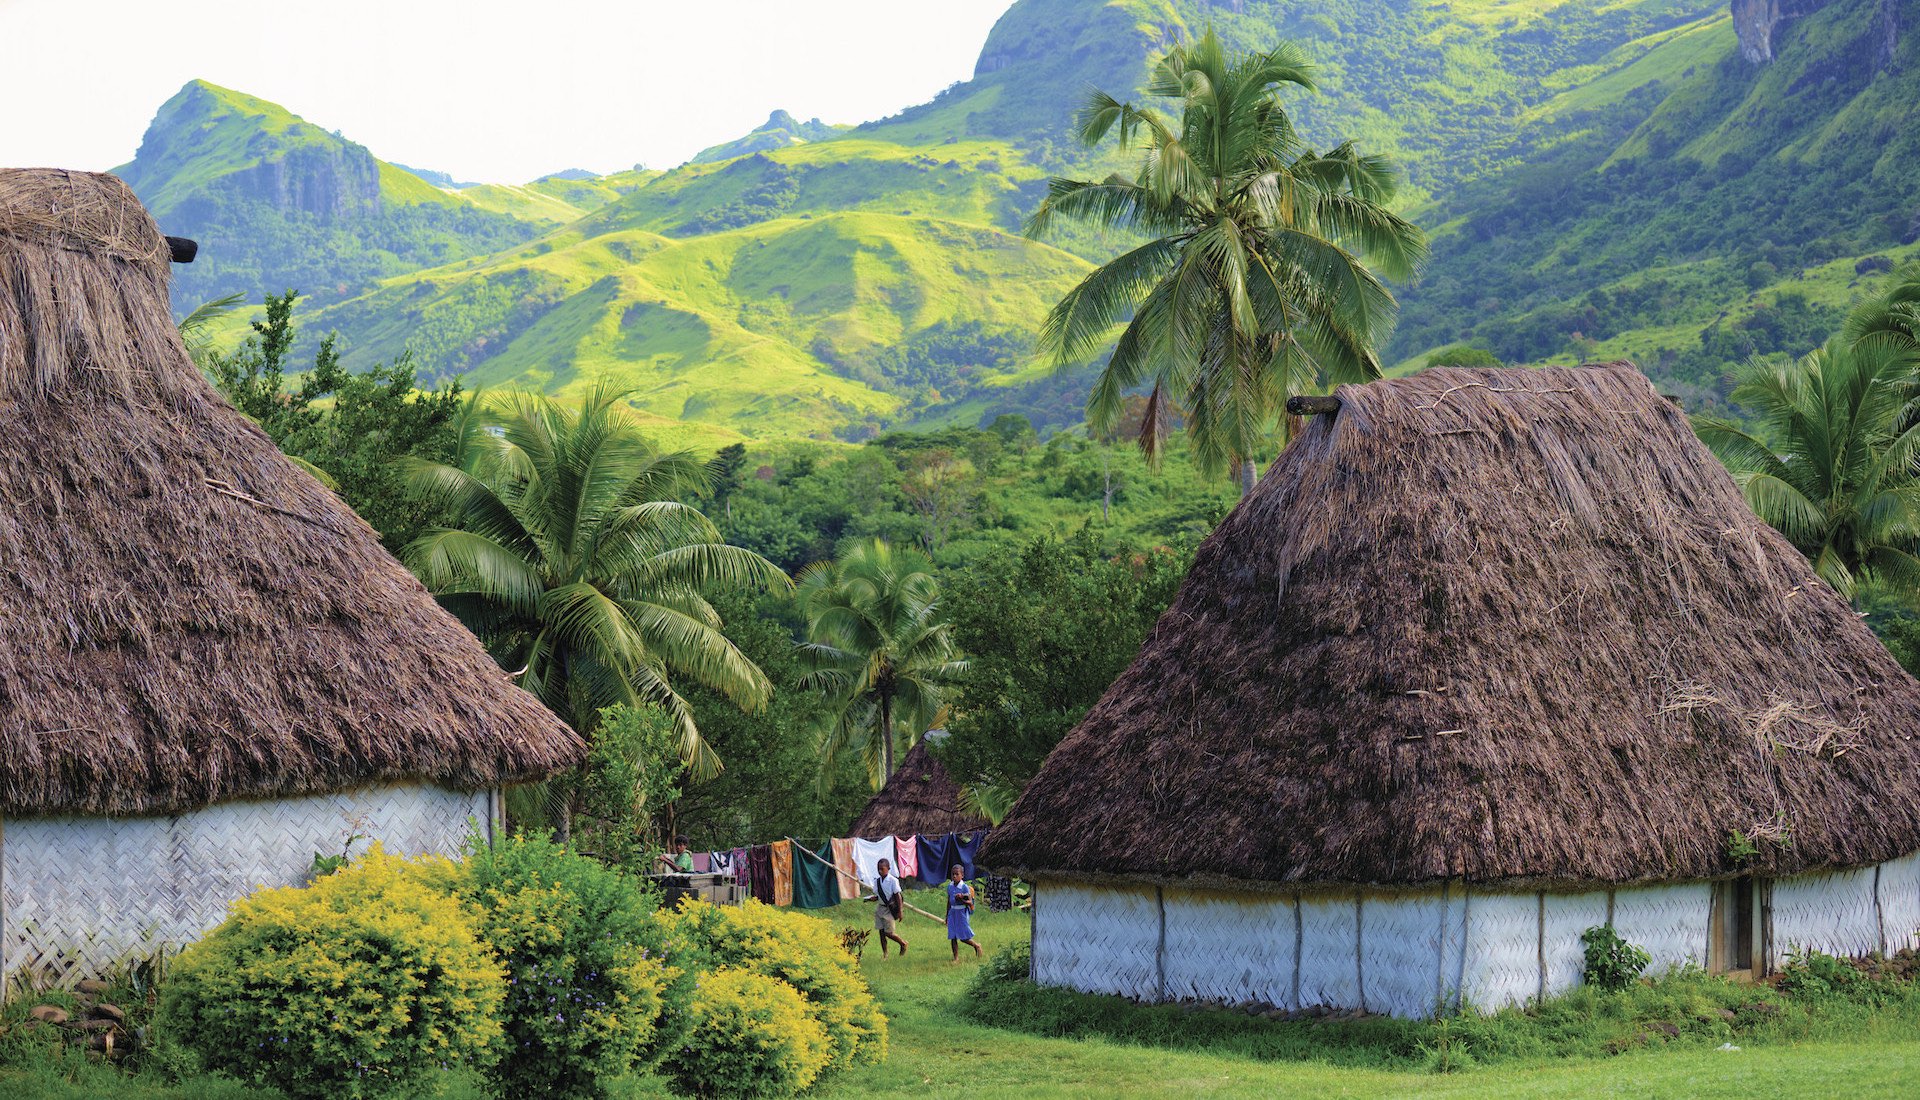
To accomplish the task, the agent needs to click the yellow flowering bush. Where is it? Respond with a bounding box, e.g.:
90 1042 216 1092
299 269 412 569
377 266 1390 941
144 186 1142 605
457 831 685 1100
663 968 833 1098
157 845 503 1100
666 900 887 1071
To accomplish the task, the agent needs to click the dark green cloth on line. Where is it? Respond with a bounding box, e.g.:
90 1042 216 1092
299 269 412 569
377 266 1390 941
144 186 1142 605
790 839 841 909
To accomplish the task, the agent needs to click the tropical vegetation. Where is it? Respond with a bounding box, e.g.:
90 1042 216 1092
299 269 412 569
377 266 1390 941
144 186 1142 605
796 539 965 790
402 384 787 795
1028 29 1426 489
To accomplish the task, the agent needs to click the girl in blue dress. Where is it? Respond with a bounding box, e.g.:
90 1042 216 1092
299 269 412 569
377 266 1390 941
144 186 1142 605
946 863 983 962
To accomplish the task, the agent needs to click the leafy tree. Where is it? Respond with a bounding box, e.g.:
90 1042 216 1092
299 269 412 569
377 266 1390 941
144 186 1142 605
1695 336 1920 604
1424 343 1502 370
671 592 870 844
570 703 686 872
940 531 1188 806
1028 29 1426 493
403 384 788 806
796 539 966 791
1844 263 1920 365
708 442 748 518
176 291 245 369
205 289 464 549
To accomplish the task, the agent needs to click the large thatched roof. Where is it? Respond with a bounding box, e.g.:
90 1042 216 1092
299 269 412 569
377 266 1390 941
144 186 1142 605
850 739 989 838
985 363 1920 890
0 168 584 816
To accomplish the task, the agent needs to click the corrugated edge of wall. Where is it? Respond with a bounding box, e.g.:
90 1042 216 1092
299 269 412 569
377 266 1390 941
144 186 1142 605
1 783 493 987
1032 855 1920 1018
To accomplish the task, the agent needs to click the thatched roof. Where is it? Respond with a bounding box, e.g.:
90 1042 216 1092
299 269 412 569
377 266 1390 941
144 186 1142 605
850 739 989 838
985 363 1920 890
0 168 584 816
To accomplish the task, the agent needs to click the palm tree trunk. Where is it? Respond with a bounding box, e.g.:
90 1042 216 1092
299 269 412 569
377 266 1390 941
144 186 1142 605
1239 459 1256 497
879 693 895 782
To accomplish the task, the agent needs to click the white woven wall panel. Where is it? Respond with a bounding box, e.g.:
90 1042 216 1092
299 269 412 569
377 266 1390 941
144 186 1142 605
1611 882 1711 973
1540 890 1610 996
1161 887 1296 1006
1458 890 1541 1012
1772 865 1882 965
1031 881 1160 998
1358 889 1449 1018
3 785 490 986
1297 891 1360 1009
1878 852 1920 954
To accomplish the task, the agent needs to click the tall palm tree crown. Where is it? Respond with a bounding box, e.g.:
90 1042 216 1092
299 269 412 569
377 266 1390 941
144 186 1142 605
1695 336 1920 604
404 384 788 780
1028 30 1428 492
797 539 967 792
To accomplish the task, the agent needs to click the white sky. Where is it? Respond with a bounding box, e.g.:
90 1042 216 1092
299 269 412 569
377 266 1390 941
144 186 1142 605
0 0 1017 183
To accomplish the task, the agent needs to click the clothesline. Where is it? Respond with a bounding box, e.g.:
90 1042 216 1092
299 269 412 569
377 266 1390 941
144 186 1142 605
681 829 1012 914
786 838 946 926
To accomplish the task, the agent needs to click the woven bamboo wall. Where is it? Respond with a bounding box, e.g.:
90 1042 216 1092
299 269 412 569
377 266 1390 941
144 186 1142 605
1879 851 1920 954
1 784 494 987
1771 864 1884 965
1031 855 1917 1018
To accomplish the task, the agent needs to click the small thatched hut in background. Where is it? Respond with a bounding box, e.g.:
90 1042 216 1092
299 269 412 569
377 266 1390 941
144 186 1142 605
0 168 584 985
850 738 989 839
985 363 1920 1017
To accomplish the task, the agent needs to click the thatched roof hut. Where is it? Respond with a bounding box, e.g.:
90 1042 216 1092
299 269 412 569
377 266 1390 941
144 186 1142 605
0 168 583 982
986 363 1920 1015
850 739 988 839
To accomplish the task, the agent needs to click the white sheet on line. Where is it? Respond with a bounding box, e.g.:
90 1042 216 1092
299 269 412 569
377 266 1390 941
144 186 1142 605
853 836 897 887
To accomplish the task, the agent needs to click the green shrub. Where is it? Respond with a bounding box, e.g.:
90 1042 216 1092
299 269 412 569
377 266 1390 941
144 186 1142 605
157 845 503 1100
1778 946 1865 1000
978 940 1031 985
1580 925 1651 991
457 832 685 1100
666 899 887 1071
663 969 834 1098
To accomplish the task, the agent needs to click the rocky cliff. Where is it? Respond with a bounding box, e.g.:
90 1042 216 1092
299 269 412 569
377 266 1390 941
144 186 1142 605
1732 0 1901 64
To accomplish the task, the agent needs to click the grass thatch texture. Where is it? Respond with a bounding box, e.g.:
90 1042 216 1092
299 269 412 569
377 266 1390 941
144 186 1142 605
0 169 583 815
987 363 1920 888
849 740 989 839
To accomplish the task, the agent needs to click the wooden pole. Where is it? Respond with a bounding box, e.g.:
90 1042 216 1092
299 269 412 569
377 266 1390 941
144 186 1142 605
1285 394 1341 416
786 838 947 926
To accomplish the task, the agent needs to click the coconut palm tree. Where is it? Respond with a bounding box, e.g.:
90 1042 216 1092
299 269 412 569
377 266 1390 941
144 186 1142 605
797 539 967 791
1695 337 1920 603
1844 263 1920 359
1028 29 1428 494
404 383 788 791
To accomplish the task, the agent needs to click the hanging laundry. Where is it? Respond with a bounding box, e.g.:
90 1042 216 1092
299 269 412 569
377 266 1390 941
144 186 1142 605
748 844 774 903
986 873 1013 912
709 850 736 877
852 836 895 888
770 840 795 906
952 830 988 879
790 840 841 909
893 835 919 881
829 837 862 900
692 851 711 873
916 833 954 886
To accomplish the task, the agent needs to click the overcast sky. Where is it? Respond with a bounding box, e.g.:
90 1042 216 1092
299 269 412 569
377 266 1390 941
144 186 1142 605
0 0 1017 183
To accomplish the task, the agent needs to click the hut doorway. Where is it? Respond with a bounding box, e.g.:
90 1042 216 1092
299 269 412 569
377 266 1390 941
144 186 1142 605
1708 876 1758 975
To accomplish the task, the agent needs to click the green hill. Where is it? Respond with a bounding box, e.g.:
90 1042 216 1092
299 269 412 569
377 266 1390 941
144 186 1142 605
119 81 549 309
305 206 1095 441
137 0 1920 443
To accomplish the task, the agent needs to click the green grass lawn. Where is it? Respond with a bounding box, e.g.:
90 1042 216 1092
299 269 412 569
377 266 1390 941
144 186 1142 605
7 896 1918 1098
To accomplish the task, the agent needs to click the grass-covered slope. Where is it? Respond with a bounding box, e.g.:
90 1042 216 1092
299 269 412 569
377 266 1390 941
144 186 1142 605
1392 0 1920 407
118 80 543 310
307 207 1094 440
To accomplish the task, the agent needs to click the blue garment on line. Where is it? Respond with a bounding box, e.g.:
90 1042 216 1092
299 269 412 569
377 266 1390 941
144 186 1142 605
916 834 953 886
952 830 987 879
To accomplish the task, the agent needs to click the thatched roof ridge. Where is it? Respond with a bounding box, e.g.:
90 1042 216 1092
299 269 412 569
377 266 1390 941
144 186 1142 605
985 363 1920 889
0 168 584 815
850 740 989 838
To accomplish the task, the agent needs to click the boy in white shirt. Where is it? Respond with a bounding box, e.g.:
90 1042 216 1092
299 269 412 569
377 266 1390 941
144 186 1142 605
873 858 908 957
